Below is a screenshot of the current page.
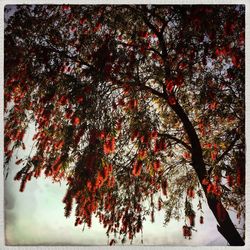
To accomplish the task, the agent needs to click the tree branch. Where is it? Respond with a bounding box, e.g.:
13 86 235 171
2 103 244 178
158 132 192 151
137 83 165 99
116 40 163 58
215 133 240 164
40 41 94 70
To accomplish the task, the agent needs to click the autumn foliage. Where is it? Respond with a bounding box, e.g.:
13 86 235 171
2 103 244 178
4 5 245 245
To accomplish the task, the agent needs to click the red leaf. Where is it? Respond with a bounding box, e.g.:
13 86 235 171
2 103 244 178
79 18 87 25
132 161 142 176
167 96 176 105
211 151 217 161
62 5 71 11
72 116 80 125
153 160 160 171
166 80 174 93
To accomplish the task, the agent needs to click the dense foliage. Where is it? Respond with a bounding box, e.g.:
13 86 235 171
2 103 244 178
4 5 245 245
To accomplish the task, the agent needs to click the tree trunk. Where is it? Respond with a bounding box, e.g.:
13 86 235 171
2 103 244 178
170 101 244 246
207 196 244 245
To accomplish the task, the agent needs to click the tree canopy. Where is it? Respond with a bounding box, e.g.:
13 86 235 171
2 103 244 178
4 5 245 245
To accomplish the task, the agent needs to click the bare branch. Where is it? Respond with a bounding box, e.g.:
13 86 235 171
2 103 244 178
158 132 192 151
215 133 240 164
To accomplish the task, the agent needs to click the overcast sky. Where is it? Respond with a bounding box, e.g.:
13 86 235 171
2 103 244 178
5 162 229 246
4 128 229 246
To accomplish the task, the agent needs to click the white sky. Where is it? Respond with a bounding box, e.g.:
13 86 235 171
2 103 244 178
4 128 228 246
5 164 228 246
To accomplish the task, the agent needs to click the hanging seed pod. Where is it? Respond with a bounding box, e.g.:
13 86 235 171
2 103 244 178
188 214 195 227
132 161 143 176
236 166 244 187
200 216 204 224
150 210 155 223
109 239 116 246
14 169 23 181
15 159 23 165
161 179 168 196
182 225 192 239
158 197 162 211
182 225 187 238
19 178 27 192
187 227 192 239
151 129 158 139
74 217 81 226
153 160 160 171
154 140 160 153
150 193 154 207
226 175 234 187
138 149 147 160
187 187 195 198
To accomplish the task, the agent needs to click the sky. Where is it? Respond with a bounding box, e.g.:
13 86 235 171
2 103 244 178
5 160 229 246
4 127 229 246
2 3 246 247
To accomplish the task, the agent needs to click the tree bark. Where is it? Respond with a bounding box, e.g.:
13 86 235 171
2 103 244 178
170 101 244 246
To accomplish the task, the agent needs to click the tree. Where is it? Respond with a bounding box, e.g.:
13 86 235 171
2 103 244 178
4 5 245 245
